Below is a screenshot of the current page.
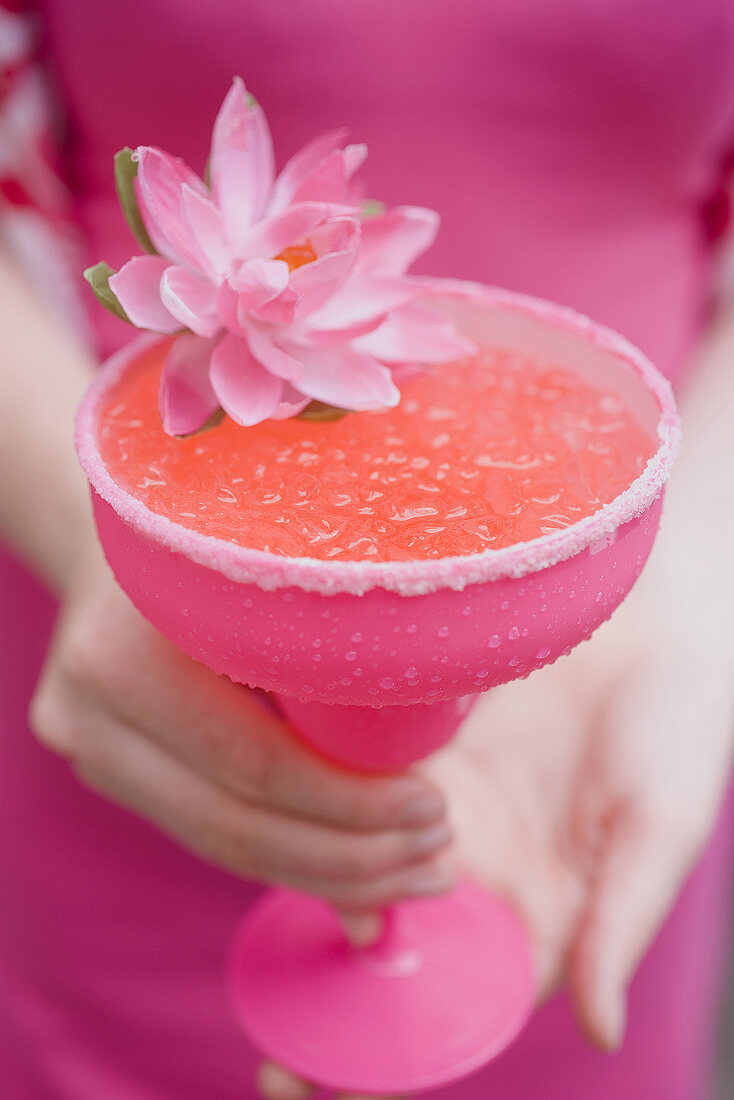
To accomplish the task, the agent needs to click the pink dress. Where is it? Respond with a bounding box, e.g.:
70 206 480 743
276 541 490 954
1 1 733 1096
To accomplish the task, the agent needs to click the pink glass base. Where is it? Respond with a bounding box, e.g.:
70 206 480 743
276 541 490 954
229 877 535 1096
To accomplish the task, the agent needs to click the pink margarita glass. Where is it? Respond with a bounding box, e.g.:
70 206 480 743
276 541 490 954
76 281 680 1095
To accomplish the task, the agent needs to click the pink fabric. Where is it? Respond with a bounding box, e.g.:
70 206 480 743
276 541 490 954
1 1 733 1095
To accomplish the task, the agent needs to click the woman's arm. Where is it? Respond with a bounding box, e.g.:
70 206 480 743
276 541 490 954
639 296 734 672
0 247 96 593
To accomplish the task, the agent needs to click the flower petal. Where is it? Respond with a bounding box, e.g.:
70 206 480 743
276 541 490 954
289 249 356 317
160 266 220 337
133 147 209 269
290 144 367 205
180 184 229 279
353 304 476 363
270 383 311 420
268 128 348 213
229 257 289 310
109 255 180 333
293 315 388 346
210 77 275 253
357 205 439 274
238 202 354 261
287 344 400 410
216 282 243 334
306 274 419 331
210 333 284 426
308 215 360 258
244 323 303 381
252 286 298 325
159 333 219 436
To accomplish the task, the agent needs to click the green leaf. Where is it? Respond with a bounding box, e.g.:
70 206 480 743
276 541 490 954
114 147 158 254
297 400 350 422
361 199 385 220
83 262 131 323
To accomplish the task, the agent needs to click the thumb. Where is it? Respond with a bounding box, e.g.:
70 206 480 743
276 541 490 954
569 807 697 1052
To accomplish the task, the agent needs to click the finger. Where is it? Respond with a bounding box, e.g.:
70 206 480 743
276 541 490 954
338 909 384 946
570 808 698 1051
74 605 446 832
257 1062 314 1100
72 710 454 900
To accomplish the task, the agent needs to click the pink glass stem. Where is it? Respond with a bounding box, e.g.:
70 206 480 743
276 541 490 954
274 695 478 972
275 694 478 772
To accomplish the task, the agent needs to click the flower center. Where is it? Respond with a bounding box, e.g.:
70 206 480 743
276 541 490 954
275 238 317 272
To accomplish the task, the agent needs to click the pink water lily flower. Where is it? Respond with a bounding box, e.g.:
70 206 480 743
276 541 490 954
92 77 473 433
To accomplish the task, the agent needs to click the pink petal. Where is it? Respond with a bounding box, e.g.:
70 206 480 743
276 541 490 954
353 304 476 363
210 77 275 253
159 333 219 436
180 184 228 279
306 274 419 331
239 202 354 261
289 250 356 317
308 215 360 259
358 206 440 274
294 314 388 347
216 282 243 335
159 266 220 338
133 147 209 269
343 144 367 177
270 383 311 420
252 286 298 325
109 255 180 333
229 257 289 311
268 129 348 214
244 323 303 381
209 333 284 426
286 344 400 410
290 145 367 205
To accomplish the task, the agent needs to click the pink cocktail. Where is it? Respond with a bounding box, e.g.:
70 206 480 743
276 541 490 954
76 282 680 1095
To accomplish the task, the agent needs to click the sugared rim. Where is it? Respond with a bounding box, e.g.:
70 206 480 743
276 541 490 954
75 279 681 596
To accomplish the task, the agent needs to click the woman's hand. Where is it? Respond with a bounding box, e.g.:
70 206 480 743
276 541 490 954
29 549 453 909
436 597 734 1049
260 584 734 1100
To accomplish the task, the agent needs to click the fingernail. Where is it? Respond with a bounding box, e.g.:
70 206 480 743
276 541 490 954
407 821 452 858
404 857 455 896
397 791 445 827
